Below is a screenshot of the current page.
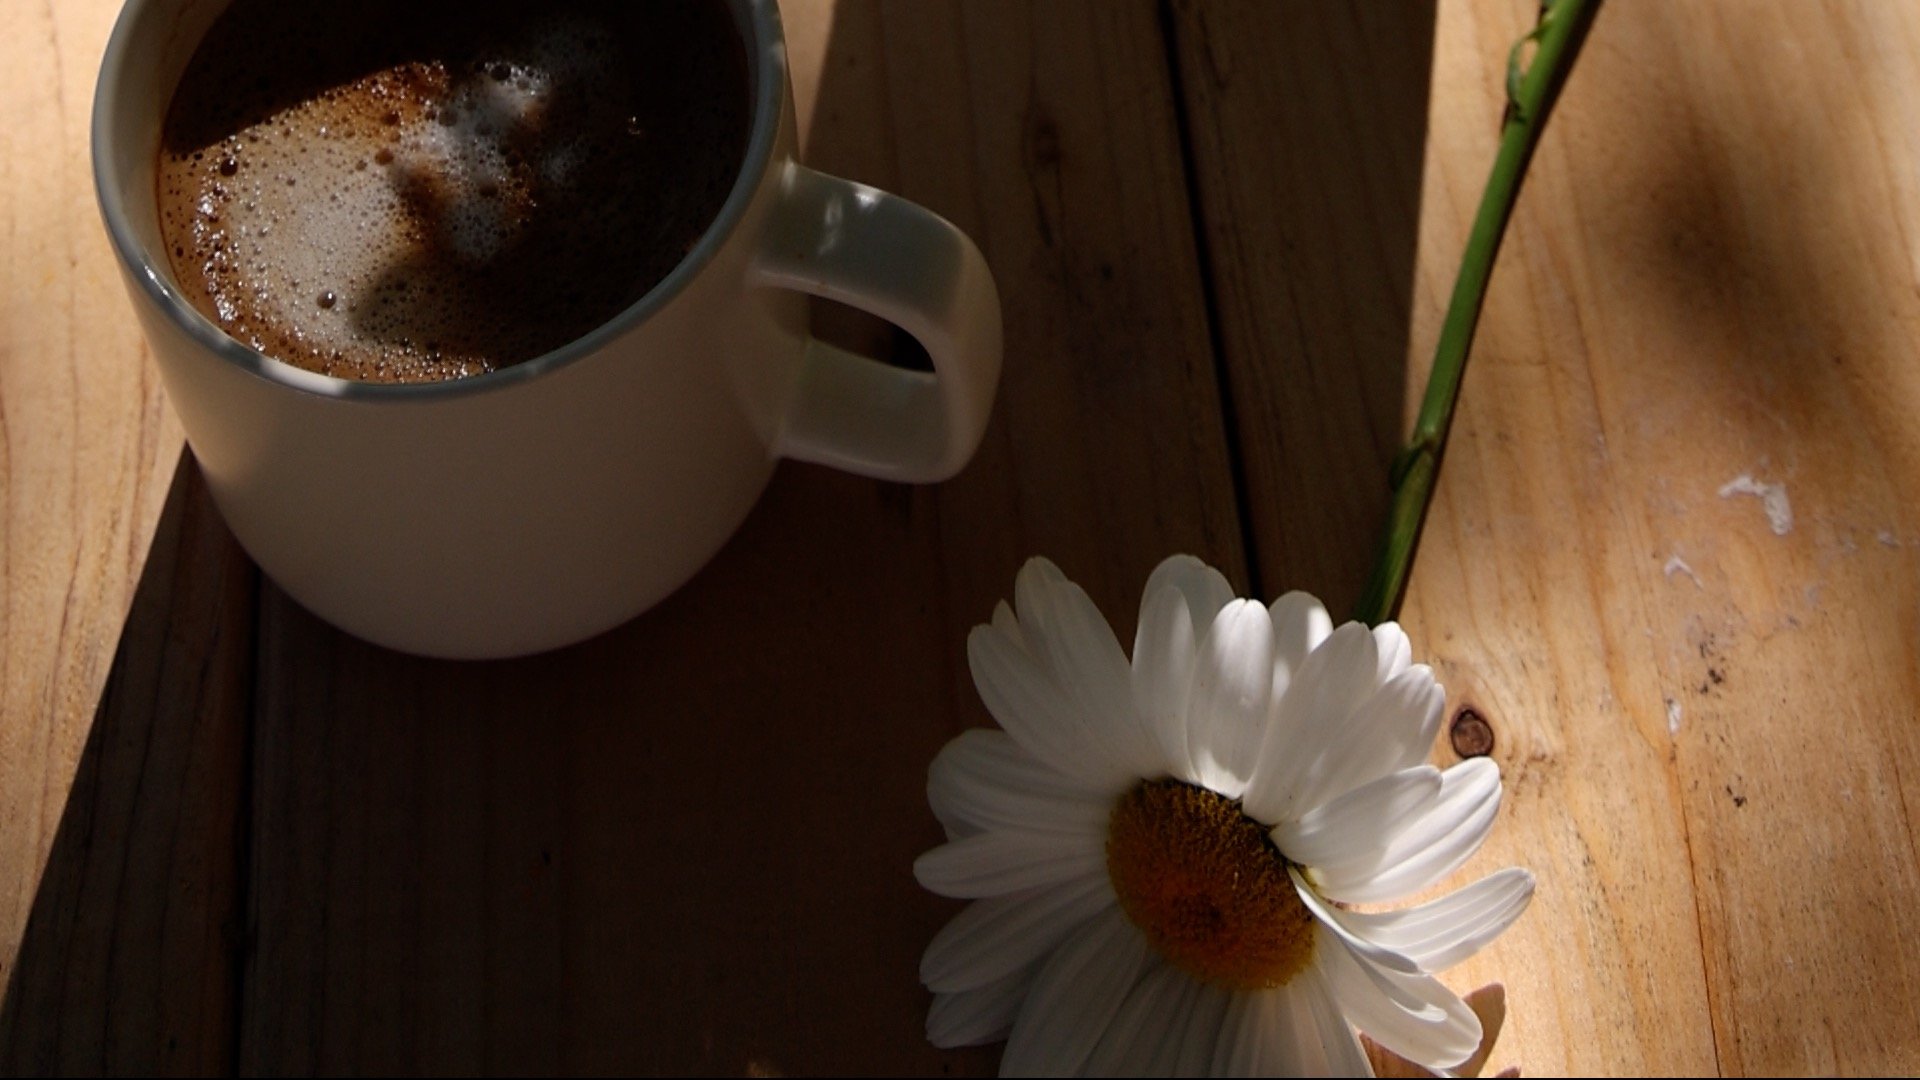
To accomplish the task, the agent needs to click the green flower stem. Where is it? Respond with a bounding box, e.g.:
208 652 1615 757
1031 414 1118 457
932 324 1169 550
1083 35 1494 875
1352 0 1602 627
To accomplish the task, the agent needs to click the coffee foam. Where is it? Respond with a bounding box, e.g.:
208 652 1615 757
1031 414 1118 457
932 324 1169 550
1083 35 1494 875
158 2 748 383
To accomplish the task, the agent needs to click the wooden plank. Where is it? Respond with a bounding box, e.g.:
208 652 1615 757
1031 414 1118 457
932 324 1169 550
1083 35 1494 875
0 0 254 1072
238 1 1244 1073
1181 0 1920 1073
1388 0 1725 1053
0 457 255 1075
1166 0 1437 614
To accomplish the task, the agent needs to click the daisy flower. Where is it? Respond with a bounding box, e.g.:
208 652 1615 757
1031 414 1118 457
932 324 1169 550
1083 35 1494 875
914 556 1534 1076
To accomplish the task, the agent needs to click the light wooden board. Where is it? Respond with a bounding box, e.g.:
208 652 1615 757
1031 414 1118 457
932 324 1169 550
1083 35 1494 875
1396 1 1920 1074
1178 0 1920 1074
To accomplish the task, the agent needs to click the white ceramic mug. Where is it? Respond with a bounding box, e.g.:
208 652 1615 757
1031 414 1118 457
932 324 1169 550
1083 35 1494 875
93 0 1001 659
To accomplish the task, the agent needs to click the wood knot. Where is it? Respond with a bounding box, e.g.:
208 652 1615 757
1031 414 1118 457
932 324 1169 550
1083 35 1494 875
1449 706 1495 759
1023 108 1062 172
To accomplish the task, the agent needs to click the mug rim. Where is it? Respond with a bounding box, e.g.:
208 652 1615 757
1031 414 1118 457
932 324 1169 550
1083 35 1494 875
91 0 787 403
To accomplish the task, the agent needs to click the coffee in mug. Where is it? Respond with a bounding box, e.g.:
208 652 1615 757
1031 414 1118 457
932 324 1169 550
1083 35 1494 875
157 0 749 383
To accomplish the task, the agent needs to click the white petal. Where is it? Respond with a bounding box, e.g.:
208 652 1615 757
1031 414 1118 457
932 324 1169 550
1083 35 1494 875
1014 559 1165 778
1268 591 1335 701
915 830 1106 899
1183 600 1276 797
1298 966 1375 1077
969 623 1133 792
1381 666 1446 777
1372 623 1412 685
928 964 1030 1048
1273 766 1441 870
1315 924 1482 1069
1242 622 1379 824
932 728 1115 799
1327 934 1449 1021
1094 963 1208 1076
1213 977 1370 1077
921 875 1116 992
1000 908 1152 1076
1336 868 1535 972
1211 990 1276 1075
1132 580 1201 780
1289 866 1420 975
1143 555 1237 638
1306 759 1503 905
992 600 1029 653
1078 958 1190 1076
1289 669 1447 816
1173 983 1233 1076
929 731 1114 839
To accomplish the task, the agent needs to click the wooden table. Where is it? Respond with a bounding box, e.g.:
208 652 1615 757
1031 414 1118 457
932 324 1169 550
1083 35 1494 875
5 1 1919 1074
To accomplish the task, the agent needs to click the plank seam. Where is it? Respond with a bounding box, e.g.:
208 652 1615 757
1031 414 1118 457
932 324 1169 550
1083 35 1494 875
1155 0 1264 598
228 553 262 1078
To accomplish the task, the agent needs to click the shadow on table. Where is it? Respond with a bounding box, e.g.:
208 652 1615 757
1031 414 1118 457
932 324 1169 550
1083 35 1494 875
2 2 1439 1075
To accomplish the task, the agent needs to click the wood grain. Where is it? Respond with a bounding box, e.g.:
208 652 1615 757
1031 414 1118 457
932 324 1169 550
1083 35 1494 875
1394 1 1920 1074
9 0 1920 1074
0 457 254 1075
237 1 1244 1074
1166 0 1436 614
0 0 251 1072
1162 6 1689 1075
1180 0 1920 1074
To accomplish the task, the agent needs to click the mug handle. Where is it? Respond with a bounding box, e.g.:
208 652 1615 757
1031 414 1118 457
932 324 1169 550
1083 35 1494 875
750 162 1002 483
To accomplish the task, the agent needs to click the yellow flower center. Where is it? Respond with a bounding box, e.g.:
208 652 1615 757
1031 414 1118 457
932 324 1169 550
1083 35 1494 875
1105 779 1315 991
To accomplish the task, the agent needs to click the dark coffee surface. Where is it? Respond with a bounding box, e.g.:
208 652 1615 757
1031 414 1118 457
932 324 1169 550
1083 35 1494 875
158 0 749 383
